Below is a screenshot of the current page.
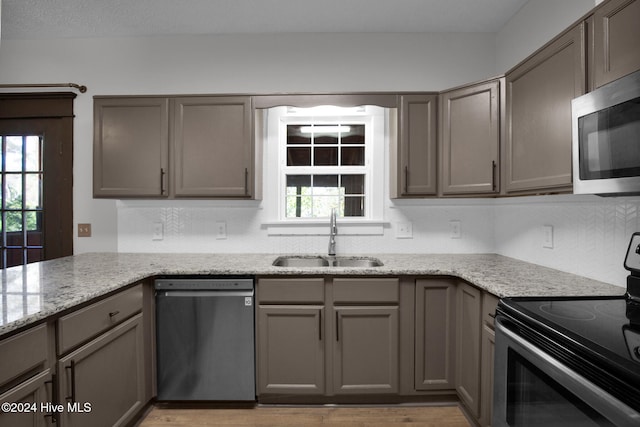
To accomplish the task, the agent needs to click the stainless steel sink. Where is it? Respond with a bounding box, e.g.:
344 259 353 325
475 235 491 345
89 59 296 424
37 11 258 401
272 256 383 268
272 256 330 267
331 257 383 267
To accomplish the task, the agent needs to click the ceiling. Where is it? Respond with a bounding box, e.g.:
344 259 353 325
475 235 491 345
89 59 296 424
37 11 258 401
2 0 529 40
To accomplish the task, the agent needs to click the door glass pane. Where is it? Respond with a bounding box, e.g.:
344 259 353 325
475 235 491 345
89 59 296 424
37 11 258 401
1 134 45 268
5 136 23 172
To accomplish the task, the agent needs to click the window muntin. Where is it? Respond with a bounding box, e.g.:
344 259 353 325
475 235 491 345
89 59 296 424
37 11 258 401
283 122 368 219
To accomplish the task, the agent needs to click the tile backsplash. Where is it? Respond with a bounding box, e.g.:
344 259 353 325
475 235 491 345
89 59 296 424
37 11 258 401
117 195 640 287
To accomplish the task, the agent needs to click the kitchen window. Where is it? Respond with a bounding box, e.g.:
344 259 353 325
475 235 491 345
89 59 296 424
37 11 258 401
260 105 387 234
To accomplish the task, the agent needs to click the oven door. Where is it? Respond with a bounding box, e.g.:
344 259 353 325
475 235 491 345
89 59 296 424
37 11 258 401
494 315 640 427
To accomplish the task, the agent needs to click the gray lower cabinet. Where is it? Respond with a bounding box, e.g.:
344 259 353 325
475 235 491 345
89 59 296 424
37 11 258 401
479 293 499 427
592 0 640 89
57 314 145 427
505 23 585 194
256 277 400 399
333 306 399 394
414 279 456 390
455 282 482 418
0 324 54 427
257 305 325 395
440 79 500 196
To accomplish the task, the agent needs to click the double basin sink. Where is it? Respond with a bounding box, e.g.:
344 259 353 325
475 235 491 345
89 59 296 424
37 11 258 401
273 255 383 268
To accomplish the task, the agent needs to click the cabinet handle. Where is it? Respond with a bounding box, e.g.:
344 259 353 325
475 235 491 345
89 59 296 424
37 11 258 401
160 168 166 195
244 167 249 196
404 166 409 194
65 360 76 403
44 375 57 424
109 310 120 318
319 311 322 341
335 312 339 342
491 161 497 192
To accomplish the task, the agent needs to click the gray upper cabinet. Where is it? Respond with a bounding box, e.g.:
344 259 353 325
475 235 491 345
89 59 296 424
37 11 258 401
173 96 253 197
391 94 438 197
592 0 640 89
440 79 500 195
93 97 169 198
505 23 585 194
94 95 254 199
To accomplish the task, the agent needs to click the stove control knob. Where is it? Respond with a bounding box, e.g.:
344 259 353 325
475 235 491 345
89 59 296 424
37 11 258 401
635 346 640 359
636 244 640 254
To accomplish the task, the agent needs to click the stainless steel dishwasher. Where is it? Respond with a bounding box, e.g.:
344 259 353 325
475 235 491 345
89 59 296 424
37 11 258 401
155 277 255 401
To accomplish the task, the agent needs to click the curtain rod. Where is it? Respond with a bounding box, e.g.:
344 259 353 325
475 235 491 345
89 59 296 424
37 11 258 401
0 83 87 93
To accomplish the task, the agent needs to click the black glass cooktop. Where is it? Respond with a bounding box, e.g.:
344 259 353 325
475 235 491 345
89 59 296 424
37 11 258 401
499 295 640 387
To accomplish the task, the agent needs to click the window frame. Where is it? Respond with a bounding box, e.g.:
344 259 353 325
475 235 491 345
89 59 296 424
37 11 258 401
260 105 387 235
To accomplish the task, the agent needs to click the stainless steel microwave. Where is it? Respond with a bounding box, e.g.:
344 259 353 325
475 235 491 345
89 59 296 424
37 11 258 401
572 70 640 196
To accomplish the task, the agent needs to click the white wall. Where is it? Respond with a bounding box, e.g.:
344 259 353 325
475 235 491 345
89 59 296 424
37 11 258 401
496 0 597 71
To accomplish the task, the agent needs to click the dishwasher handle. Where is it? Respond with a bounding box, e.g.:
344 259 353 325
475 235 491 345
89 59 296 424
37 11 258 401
157 290 254 298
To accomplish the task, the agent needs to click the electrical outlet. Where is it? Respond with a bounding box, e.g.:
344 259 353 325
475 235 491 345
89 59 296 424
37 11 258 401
396 222 413 239
216 221 227 240
152 222 164 241
78 223 91 237
449 220 461 239
543 225 554 249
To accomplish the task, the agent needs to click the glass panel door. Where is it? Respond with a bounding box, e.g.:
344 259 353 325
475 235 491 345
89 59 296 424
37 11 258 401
0 135 44 268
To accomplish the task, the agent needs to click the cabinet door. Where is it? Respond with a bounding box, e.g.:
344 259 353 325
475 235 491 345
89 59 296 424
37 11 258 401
479 324 496 427
257 306 325 395
0 371 54 427
456 282 482 418
392 94 438 197
57 314 145 427
414 279 456 391
593 0 640 88
333 306 399 394
440 80 500 195
505 24 585 193
93 97 169 197
173 96 253 197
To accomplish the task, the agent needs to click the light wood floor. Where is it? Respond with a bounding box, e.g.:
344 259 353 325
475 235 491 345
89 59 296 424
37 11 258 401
138 404 472 427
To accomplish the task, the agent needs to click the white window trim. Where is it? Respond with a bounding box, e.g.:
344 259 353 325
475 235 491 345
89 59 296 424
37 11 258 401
260 105 387 235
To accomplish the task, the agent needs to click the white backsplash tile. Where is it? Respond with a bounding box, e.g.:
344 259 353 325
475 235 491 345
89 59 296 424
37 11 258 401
117 195 640 287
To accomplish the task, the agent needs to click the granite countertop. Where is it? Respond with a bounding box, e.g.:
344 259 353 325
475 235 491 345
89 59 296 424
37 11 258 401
0 252 625 337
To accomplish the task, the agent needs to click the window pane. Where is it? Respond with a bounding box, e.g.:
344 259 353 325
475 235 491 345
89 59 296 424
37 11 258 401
287 125 311 144
314 174 338 189
25 174 42 210
342 125 365 144
314 126 338 144
342 175 365 194
314 147 338 166
25 136 42 172
5 174 23 209
5 136 23 172
5 248 24 268
27 248 43 264
25 212 42 234
287 174 311 189
341 147 364 165
286 195 313 218
6 211 23 232
344 196 365 217
287 147 311 166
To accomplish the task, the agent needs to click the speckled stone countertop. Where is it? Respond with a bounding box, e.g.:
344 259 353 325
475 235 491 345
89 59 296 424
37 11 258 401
0 252 625 337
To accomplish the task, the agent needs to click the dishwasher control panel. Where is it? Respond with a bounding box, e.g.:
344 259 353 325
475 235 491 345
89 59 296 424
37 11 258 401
155 278 254 291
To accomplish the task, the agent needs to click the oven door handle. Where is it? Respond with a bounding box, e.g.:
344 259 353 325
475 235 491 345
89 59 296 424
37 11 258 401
495 315 640 427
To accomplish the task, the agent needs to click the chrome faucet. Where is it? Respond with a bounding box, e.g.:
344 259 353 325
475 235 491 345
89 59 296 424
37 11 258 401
328 208 338 256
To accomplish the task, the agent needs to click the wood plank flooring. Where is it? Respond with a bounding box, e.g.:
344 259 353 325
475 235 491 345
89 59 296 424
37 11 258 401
139 404 472 427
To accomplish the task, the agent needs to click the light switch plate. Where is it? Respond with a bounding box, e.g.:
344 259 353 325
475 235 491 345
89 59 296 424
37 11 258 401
152 222 164 241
